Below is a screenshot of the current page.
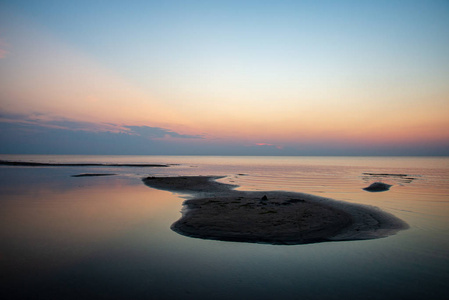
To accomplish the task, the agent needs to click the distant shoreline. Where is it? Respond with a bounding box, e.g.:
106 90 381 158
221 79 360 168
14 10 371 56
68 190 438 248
143 176 409 245
0 160 171 167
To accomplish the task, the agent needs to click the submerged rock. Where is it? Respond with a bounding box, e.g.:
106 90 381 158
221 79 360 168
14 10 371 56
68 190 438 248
363 182 392 192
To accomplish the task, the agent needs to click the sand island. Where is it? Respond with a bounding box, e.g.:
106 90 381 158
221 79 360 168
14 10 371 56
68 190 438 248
143 176 408 245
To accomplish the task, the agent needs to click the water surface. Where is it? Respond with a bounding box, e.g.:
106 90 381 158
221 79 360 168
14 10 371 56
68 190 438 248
0 155 448 299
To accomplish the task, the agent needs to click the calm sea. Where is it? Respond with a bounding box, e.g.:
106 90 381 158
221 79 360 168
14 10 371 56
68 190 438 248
0 155 448 300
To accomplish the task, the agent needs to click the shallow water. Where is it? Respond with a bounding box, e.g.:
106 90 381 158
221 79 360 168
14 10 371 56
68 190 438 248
0 155 448 299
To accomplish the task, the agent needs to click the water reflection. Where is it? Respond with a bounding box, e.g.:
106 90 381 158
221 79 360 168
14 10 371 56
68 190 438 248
0 170 182 298
1 157 448 300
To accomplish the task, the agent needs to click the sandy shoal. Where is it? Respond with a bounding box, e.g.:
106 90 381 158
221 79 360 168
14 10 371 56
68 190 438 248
143 176 408 245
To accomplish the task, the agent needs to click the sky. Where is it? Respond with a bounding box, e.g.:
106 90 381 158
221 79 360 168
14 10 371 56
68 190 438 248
1 0 448 155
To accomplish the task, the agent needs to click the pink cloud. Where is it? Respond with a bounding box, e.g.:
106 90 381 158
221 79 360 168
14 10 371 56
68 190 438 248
255 143 284 150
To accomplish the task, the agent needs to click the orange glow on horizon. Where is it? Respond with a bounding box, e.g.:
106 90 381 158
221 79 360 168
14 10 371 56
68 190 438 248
1 9 448 153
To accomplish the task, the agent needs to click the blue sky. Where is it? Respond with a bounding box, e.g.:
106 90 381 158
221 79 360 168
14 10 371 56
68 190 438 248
1 0 448 155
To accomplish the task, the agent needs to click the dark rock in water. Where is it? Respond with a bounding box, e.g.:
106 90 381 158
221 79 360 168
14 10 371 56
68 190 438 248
261 195 268 201
363 182 392 192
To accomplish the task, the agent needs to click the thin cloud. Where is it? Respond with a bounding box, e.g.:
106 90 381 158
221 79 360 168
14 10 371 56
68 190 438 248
124 125 203 140
0 112 122 132
0 112 202 140
0 113 204 155
255 143 283 150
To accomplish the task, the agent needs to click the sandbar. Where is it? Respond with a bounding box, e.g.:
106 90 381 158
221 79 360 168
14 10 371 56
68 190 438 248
71 173 116 177
143 176 409 245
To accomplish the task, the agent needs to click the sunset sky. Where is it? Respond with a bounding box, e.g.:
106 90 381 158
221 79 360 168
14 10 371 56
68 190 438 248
1 0 448 155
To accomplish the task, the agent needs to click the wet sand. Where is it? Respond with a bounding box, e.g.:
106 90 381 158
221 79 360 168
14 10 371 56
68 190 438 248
143 176 409 245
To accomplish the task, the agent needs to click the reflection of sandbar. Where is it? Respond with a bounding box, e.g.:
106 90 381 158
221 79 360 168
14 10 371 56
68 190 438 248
143 176 409 245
